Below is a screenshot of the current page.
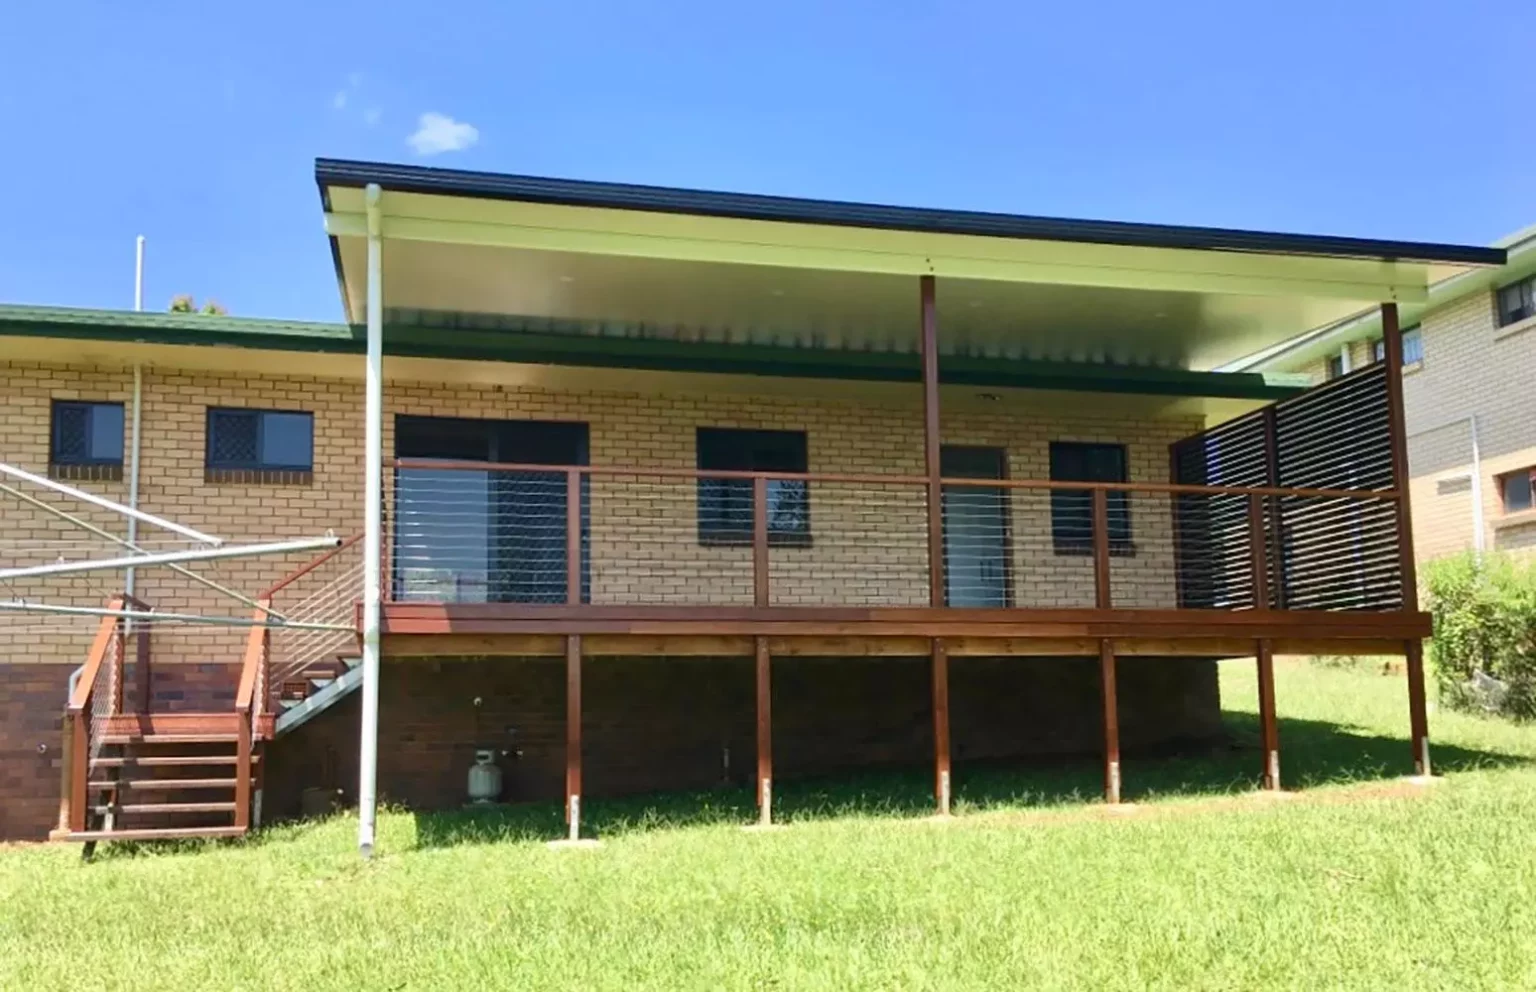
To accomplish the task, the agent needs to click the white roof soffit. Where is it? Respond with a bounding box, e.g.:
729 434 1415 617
1224 223 1536 372
317 174 1502 371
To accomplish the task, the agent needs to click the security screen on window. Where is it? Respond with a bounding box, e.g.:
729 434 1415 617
696 428 809 545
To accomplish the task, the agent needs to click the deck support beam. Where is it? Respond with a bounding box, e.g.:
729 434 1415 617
1099 638 1121 803
1256 638 1280 790
755 636 772 826
568 638 583 841
920 274 943 606
932 637 952 816
1382 302 1430 777
565 633 583 840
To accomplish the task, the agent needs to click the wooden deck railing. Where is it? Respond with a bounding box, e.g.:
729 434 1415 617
384 459 1407 615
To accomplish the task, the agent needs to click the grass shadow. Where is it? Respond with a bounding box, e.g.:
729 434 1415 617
409 709 1534 850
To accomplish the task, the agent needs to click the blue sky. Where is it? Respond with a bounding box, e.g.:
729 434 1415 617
1 1 1531 322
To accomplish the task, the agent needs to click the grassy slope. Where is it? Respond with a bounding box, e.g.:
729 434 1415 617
3 659 1535 991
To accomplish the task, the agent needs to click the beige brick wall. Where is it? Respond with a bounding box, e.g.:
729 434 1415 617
1 359 1202 671
1401 291 1536 561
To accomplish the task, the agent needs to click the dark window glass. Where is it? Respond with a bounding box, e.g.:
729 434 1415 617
1503 470 1534 514
696 428 809 545
207 408 313 471
1497 276 1536 328
50 401 124 465
1325 355 1345 381
1370 338 1385 363
1049 441 1131 555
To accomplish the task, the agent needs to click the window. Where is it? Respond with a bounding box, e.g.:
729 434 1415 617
1049 442 1132 555
1325 355 1345 381
50 400 124 480
206 408 314 482
1497 275 1536 328
1502 468 1535 514
1367 330 1419 366
696 428 809 545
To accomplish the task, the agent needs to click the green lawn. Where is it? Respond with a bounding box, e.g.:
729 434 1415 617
5 658 1536 991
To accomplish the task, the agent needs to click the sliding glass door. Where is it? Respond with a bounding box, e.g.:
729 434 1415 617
393 415 589 604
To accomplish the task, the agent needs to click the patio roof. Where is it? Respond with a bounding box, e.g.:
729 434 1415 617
317 159 1504 373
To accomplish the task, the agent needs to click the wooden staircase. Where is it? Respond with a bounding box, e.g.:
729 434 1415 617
67 713 252 841
53 538 363 849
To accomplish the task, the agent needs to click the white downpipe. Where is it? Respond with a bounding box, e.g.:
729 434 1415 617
1406 413 1485 556
1338 344 1352 375
1469 415 1485 554
124 363 144 607
0 461 220 546
358 183 384 858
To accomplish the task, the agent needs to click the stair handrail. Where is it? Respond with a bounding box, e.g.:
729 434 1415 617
261 532 364 599
61 596 126 834
232 597 271 832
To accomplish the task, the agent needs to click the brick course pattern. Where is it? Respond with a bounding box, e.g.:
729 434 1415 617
1 359 1214 838
2 360 1201 673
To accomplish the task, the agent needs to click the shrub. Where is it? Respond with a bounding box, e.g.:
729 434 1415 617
1423 551 1536 720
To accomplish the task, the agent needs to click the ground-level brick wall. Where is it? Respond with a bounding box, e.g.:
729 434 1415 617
262 654 1223 821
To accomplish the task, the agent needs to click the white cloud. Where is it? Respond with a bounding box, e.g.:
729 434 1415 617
407 112 479 155
332 90 348 110
363 107 381 126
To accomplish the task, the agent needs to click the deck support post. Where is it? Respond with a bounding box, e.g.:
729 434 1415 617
1256 638 1280 790
565 633 583 841
1099 639 1121 803
919 274 943 606
932 637 951 816
1405 639 1431 777
755 636 773 826
1382 302 1430 776
356 183 384 858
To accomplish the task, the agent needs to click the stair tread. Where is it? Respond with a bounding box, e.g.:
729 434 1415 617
89 801 236 814
100 734 240 744
54 826 247 842
89 778 238 791
91 755 256 768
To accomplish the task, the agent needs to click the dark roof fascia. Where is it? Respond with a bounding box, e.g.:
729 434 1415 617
315 158 1507 268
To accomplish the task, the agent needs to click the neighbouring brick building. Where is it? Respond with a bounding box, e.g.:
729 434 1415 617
1233 224 1536 563
2 158 1496 846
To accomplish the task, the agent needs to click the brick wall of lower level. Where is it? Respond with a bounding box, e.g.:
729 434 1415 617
0 662 240 840
261 654 1223 822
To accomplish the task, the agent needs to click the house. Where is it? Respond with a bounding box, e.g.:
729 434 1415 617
0 160 1505 847
1228 225 1536 562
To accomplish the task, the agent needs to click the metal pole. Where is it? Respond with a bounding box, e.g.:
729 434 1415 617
0 481 289 620
358 183 384 857
0 461 221 546
0 601 351 631
123 365 145 614
0 536 341 581
134 236 145 312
